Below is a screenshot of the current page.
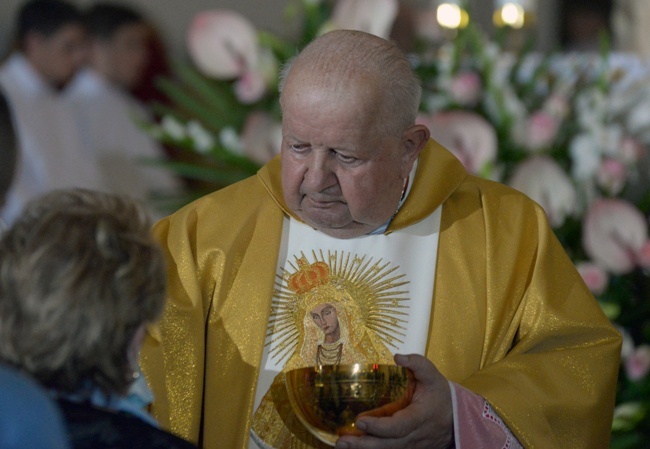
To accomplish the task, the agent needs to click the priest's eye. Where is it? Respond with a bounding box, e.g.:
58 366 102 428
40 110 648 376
336 152 357 164
289 144 309 153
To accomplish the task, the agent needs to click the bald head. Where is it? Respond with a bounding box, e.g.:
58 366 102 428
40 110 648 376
280 30 421 136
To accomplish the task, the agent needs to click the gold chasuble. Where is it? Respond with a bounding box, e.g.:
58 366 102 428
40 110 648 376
141 140 622 449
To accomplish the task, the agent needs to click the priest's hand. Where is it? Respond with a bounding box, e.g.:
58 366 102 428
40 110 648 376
334 354 454 449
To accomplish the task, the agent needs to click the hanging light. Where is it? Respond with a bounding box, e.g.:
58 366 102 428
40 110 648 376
493 0 536 29
435 0 469 30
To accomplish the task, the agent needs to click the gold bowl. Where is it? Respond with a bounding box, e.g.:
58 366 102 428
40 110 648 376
285 363 415 446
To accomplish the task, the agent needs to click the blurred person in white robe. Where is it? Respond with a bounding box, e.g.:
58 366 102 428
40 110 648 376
67 3 182 218
0 0 102 225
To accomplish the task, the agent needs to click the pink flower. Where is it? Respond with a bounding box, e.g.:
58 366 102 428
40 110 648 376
625 345 650 381
543 94 570 120
449 72 482 106
330 0 398 39
418 111 497 175
525 111 560 151
583 198 650 274
234 70 267 104
576 262 609 295
619 137 645 164
241 111 282 165
638 241 650 269
509 156 577 228
597 158 627 195
187 10 258 79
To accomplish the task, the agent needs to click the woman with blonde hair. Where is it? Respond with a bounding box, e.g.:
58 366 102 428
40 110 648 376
0 188 195 449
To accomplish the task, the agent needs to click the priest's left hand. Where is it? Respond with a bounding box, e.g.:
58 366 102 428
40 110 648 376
335 353 454 449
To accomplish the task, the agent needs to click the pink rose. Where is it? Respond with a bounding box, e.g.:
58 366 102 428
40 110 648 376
449 72 482 106
596 158 627 195
625 345 650 381
330 0 398 39
241 111 282 165
509 156 577 228
187 10 258 79
419 111 497 175
575 262 609 295
583 198 650 274
526 111 560 151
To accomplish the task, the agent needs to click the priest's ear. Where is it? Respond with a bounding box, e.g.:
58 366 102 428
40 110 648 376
399 124 430 178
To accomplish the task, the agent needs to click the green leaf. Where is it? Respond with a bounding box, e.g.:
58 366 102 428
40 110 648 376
155 77 233 132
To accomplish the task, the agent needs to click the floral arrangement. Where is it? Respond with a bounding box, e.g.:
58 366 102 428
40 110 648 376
145 1 650 446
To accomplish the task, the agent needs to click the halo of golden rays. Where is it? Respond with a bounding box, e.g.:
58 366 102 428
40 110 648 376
266 249 410 365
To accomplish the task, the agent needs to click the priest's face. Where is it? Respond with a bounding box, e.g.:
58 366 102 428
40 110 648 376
281 75 413 239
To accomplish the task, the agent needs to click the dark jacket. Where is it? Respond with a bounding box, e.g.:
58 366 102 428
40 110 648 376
57 399 197 449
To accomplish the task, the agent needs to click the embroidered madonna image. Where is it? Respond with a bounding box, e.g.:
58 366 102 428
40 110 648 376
251 250 410 448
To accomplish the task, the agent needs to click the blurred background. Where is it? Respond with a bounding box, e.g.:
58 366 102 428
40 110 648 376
0 0 630 62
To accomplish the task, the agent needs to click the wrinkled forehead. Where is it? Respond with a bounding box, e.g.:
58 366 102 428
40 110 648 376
281 62 383 114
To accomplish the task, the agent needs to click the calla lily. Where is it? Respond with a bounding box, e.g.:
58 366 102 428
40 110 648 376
234 70 267 104
576 261 609 295
241 112 282 165
187 10 259 79
509 156 577 228
329 0 398 39
583 198 650 274
419 111 497 175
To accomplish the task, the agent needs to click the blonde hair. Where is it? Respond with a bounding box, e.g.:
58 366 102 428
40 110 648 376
0 188 166 395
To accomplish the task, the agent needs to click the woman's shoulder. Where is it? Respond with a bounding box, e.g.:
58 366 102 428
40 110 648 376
57 399 197 449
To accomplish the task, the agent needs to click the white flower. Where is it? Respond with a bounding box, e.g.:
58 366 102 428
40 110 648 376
187 10 259 79
612 402 645 432
509 156 577 228
583 198 650 275
598 124 624 158
160 116 186 141
421 111 497 175
575 88 607 131
219 127 243 155
569 133 602 181
329 0 398 39
186 120 215 154
627 100 650 135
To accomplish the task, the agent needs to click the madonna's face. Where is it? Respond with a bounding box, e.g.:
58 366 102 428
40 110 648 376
310 303 340 341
